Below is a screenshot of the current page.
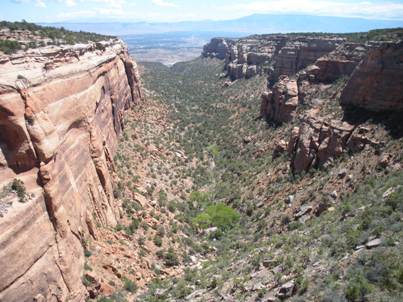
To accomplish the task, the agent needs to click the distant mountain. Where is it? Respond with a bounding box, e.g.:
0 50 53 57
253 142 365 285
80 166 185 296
43 14 403 36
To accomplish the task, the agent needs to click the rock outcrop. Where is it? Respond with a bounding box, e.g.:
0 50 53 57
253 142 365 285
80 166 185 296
202 38 232 60
286 116 376 173
340 41 403 112
272 37 344 81
202 35 343 81
300 42 368 83
260 75 299 123
0 39 142 301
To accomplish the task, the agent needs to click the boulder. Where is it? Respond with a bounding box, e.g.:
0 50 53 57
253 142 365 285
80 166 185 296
272 140 287 159
277 280 295 299
366 238 382 249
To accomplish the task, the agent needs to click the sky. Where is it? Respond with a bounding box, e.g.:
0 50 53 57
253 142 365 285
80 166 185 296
1 0 403 23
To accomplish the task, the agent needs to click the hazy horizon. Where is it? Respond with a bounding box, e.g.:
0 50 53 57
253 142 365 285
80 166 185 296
2 0 403 23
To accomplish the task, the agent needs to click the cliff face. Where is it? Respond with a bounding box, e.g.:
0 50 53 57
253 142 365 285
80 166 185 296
260 75 298 123
340 41 403 112
0 40 142 301
202 35 343 81
262 39 402 173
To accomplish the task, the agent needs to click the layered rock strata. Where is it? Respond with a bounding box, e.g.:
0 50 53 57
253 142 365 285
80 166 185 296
299 42 367 83
202 35 343 81
0 39 142 301
287 116 376 174
340 41 403 112
260 75 299 123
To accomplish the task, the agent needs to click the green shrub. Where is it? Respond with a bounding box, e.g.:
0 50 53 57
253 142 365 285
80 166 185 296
193 212 211 229
345 271 372 301
84 249 92 258
189 191 210 206
164 247 179 267
158 189 168 206
82 274 93 287
125 219 140 236
385 187 403 211
11 178 27 203
153 235 163 247
123 277 137 293
97 291 127 302
193 203 240 231
0 40 21 54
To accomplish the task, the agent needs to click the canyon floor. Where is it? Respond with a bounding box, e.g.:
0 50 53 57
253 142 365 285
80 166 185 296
89 57 402 302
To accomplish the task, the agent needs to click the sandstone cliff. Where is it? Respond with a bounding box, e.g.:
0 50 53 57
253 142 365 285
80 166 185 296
0 39 142 301
260 75 298 124
340 41 403 112
202 35 343 81
268 39 402 174
216 34 402 174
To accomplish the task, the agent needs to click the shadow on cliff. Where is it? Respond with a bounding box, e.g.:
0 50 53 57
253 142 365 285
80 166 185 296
342 105 403 139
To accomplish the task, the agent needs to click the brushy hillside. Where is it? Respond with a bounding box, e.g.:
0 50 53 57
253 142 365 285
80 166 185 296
0 20 113 54
128 58 403 302
343 27 403 42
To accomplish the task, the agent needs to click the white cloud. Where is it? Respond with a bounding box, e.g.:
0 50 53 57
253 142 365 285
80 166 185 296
90 0 127 9
151 0 176 8
64 0 76 7
57 9 96 19
35 0 46 7
233 0 403 20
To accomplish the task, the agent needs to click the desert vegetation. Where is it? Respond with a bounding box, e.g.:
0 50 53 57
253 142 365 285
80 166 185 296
0 20 113 54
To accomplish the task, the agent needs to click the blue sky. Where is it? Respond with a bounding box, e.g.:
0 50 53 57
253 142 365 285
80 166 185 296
1 0 403 22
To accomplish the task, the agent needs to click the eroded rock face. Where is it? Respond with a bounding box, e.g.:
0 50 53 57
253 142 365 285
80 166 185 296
0 39 142 301
203 35 343 80
202 38 232 60
260 75 299 123
273 37 344 80
301 42 368 83
286 116 376 173
340 41 403 112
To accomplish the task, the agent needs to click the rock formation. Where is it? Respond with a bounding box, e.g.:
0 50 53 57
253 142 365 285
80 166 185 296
286 116 377 174
202 38 232 60
300 42 368 83
272 37 344 80
260 75 299 123
0 39 142 301
202 35 343 81
340 41 403 112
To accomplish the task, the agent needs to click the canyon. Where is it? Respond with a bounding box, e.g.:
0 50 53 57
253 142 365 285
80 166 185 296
0 23 402 302
203 33 403 173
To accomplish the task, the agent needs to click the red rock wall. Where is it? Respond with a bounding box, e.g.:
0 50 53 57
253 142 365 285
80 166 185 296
0 41 142 302
340 41 403 112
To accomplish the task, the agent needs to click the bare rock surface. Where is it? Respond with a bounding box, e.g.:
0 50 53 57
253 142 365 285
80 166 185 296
287 115 377 173
260 75 299 123
340 41 403 112
203 35 343 80
0 39 142 302
301 42 368 83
